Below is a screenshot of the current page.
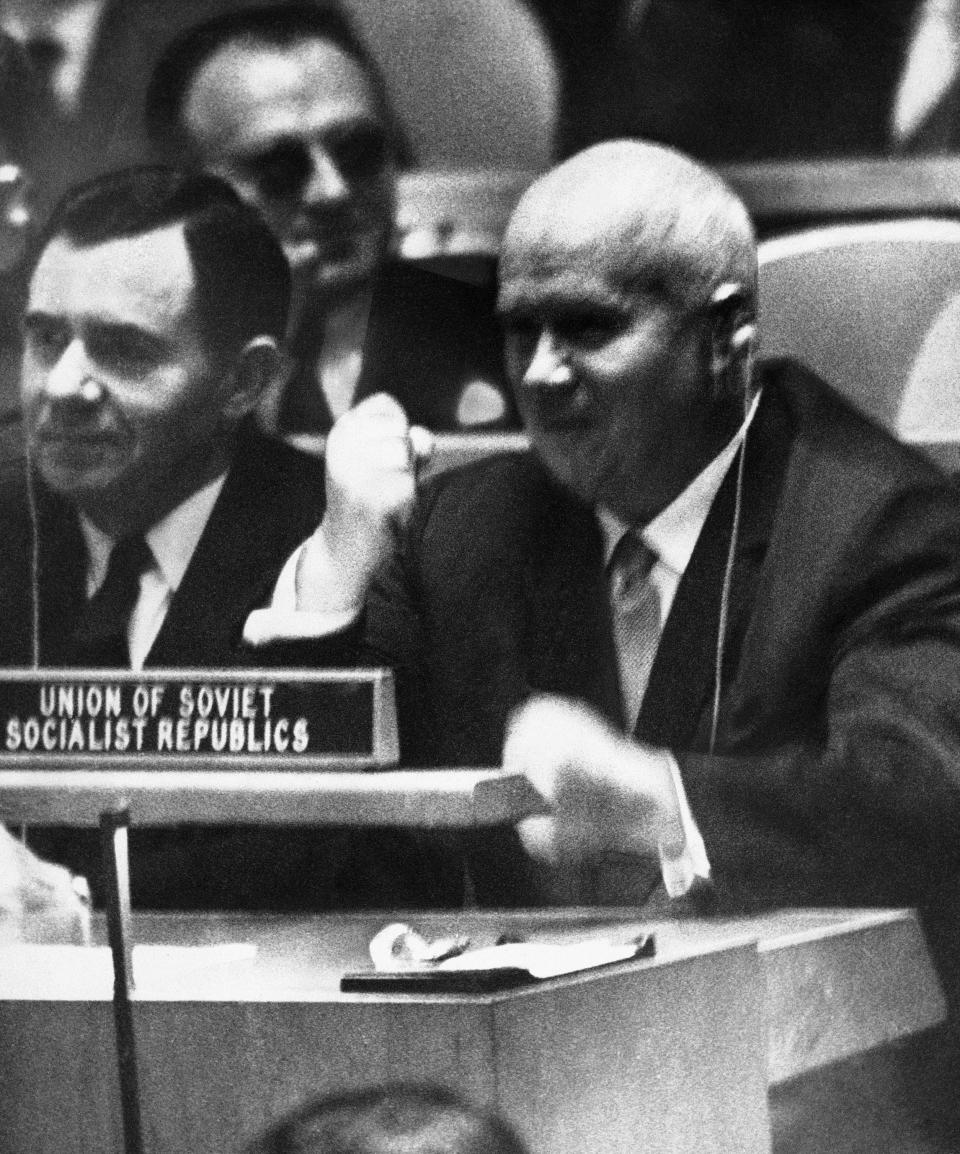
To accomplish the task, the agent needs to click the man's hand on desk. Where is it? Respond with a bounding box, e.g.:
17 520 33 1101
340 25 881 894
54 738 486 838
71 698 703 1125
504 695 686 904
296 394 434 613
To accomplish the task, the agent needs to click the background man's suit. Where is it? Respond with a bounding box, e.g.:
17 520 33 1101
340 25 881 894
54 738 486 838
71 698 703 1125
273 262 518 436
0 425 455 909
328 361 960 917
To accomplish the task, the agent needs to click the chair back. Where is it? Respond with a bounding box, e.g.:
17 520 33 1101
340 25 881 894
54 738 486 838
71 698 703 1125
758 218 960 472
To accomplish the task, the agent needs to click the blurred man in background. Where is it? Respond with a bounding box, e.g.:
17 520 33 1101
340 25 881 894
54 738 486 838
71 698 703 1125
146 3 516 445
244 1083 529 1154
3 164 450 911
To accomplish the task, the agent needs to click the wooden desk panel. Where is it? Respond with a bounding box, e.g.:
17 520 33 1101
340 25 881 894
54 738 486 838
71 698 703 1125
0 909 944 1154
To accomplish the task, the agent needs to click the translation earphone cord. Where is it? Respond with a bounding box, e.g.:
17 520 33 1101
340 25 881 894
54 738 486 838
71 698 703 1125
709 413 747 757
705 281 755 756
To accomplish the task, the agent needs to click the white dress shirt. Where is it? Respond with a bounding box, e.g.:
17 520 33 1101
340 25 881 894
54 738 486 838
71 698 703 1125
245 394 761 897
596 392 760 895
78 473 226 670
260 293 371 458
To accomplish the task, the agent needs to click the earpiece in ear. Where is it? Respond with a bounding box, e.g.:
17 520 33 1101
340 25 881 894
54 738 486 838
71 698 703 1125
729 321 756 353
707 282 755 398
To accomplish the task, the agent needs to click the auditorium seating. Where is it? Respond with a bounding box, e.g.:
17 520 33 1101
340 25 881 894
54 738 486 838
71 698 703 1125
394 157 960 258
724 156 960 237
423 431 529 479
758 217 960 472
400 179 960 476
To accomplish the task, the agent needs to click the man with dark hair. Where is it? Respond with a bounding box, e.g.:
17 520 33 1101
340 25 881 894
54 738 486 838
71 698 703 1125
2 164 451 910
8 165 297 669
255 138 960 920
245 1083 528 1154
145 3 517 443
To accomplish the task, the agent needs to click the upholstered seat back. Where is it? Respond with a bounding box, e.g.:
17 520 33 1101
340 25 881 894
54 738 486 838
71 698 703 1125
758 219 960 472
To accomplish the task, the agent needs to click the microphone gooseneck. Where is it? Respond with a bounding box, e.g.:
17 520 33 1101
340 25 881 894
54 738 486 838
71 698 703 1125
24 440 41 670
708 387 751 756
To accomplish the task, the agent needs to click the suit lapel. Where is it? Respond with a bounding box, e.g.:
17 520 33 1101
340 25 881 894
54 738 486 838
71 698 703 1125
36 491 87 665
525 480 624 727
145 434 322 667
635 452 741 747
146 471 251 667
636 386 792 749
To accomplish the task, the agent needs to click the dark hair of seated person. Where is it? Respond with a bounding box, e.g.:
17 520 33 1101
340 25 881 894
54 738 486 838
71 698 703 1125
245 1083 529 1154
34 164 291 357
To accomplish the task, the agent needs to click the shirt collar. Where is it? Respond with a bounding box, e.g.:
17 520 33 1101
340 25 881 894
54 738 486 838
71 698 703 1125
598 390 761 577
79 472 227 596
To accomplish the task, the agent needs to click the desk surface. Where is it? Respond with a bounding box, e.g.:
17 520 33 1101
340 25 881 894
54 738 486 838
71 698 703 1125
0 766 546 826
0 905 943 1084
0 907 945 1154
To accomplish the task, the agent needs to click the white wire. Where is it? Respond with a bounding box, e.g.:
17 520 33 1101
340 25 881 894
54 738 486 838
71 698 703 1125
709 418 747 755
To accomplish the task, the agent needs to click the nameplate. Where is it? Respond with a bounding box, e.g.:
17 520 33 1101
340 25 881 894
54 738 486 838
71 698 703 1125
0 669 398 770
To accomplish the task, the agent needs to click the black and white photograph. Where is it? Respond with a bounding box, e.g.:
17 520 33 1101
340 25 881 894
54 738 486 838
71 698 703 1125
2 3 960 1152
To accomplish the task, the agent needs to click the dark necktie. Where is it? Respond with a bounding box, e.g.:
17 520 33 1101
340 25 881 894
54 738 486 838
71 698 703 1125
607 530 661 730
69 536 152 667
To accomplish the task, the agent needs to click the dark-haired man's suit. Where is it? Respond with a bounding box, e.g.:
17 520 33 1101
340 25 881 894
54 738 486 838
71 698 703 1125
0 425 455 910
310 361 960 918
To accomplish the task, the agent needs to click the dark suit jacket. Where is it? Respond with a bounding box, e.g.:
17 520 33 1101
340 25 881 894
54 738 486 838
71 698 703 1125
0 425 456 910
319 360 960 912
275 261 518 436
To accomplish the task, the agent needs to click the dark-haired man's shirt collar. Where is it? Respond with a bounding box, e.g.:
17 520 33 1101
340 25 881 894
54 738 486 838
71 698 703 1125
78 471 226 668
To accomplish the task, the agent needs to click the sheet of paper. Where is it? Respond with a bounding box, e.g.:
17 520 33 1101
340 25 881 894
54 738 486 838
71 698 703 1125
0 942 257 998
438 938 647 979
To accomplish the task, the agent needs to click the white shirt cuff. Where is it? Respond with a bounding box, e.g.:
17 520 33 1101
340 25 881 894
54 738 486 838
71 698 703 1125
242 543 362 646
658 753 711 898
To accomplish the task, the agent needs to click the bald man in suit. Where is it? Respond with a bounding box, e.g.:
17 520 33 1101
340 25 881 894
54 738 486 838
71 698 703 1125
259 140 960 924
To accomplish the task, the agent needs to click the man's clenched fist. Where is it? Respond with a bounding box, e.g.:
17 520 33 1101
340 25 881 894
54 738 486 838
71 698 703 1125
296 394 433 612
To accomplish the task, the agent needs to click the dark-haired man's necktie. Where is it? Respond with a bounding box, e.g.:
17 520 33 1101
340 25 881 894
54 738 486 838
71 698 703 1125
607 530 661 730
69 536 152 667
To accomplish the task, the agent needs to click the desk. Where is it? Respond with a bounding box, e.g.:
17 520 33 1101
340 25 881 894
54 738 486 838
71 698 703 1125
0 908 944 1154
